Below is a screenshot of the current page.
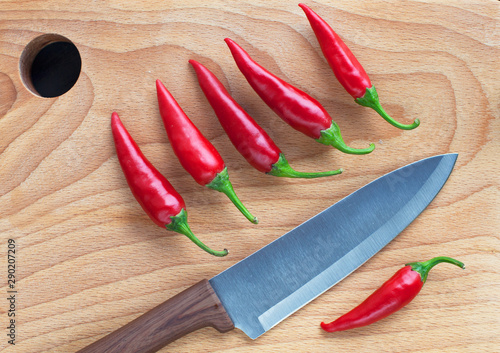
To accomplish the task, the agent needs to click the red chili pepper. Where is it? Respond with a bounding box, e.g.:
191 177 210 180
155 79 258 224
321 256 464 332
224 38 374 155
299 3 420 130
111 112 227 257
189 59 343 178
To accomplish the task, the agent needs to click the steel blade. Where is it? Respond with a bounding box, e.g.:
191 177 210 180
210 153 457 339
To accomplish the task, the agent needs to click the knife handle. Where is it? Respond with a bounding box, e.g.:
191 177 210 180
77 279 234 353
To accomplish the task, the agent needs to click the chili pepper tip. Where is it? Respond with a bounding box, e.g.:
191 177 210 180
320 321 338 333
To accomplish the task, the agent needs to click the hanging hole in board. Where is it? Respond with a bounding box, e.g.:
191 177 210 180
19 34 82 98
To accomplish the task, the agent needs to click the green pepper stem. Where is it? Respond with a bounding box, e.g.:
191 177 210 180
207 167 258 224
356 86 420 130
406 256 465 283
267 153 343 178
316 121 375 155
166 209 228 257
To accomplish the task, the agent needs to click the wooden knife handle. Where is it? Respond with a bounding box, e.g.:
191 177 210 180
77 279 234 353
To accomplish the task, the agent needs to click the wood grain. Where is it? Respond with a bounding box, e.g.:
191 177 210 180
0 1 498 352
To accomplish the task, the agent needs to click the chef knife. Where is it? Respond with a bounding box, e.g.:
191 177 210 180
78 153 457 353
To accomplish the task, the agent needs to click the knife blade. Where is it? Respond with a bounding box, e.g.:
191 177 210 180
78 153 457 353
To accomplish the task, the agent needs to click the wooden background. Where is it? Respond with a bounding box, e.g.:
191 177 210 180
0 1 498 352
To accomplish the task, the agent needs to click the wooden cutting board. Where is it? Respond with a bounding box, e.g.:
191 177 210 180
1 1 498 352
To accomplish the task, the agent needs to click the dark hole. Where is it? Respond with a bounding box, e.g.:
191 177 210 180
30 41 82 98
